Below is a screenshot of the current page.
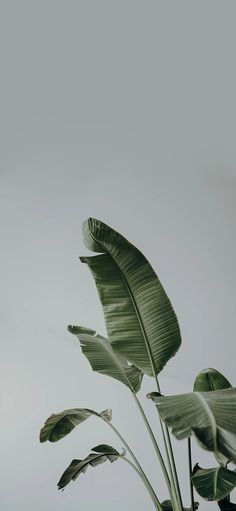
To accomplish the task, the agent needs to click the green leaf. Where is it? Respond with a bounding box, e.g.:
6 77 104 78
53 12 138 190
161 500 199 511
91 444 120 455
80 218 181 377
148 388 236 463
58 448 120 490
193 368 232 466
194 368 232 392
192 464 236 501
68 325 143 393
40 408 111 443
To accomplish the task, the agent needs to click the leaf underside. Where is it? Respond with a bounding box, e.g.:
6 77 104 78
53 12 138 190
68 325 143 393
149 388 236 463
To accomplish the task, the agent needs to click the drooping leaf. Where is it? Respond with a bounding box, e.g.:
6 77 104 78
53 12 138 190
161 499 199 511
91 444 120 455
193 368 232 466
80 218 181 377
192 464 236 501
40 408 111 443
148 388 236 463
194 368 232 392
68 325 143 393
58 447 120 490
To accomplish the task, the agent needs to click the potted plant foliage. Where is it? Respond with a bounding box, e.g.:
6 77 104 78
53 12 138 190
40 218 236 511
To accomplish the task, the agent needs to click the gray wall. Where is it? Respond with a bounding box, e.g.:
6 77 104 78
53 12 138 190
1 1 236 510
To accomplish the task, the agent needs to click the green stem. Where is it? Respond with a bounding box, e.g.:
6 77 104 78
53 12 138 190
133 393 171 490
155 376 184 511
122 457 162 511
188 438 194 511
103 419 162 511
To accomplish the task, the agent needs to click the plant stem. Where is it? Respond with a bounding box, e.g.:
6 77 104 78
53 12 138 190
188 437 195 511
133 393 171 490
122 457 163 511
155 376 184 511
103 418 162 511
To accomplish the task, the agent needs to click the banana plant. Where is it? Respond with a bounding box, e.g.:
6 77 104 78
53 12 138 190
40 218 236 511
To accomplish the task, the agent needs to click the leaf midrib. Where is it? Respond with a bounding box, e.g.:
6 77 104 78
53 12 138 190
88 231 157 377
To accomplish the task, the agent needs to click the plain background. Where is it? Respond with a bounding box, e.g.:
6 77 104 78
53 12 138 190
1 1 236 510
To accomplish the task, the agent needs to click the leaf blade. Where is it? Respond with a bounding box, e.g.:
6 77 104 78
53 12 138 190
58 449 120 490
194 368 232 392
149 388 236 463
68 325 143 393
192 464 236 501
40 408 111 443
81 218 181 377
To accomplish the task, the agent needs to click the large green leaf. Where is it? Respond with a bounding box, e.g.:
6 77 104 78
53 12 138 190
148 388 236 463
40 408 111 443
80 218 181 377
68 325 143 393
58 445 120 490
194 368 232 392
192 464 236 501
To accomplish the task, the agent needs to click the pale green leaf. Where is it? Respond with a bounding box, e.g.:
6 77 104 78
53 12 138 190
68 325 143 393
148 388 236 463
193 368 232 466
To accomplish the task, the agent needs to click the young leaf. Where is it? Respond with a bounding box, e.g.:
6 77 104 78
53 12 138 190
148 388 236 463
192 464 236 501
68 325 143 393
80 218 181 377
40 408 111 443
194 368 232 392
58 448 121 490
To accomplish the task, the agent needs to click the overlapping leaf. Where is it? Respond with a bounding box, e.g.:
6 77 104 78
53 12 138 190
192 464 236 501
148 388 236 463
40 408 111 443
58 445 120 490
80 218 181 377
68 325 143 393
194 368 232 392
